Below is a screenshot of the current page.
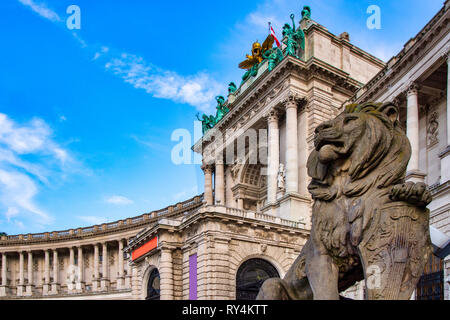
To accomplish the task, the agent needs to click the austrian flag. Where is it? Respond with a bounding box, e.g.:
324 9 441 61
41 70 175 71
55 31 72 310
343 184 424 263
270 26 281 47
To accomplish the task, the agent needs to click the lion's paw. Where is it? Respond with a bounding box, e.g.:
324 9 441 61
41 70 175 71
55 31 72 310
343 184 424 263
389 182 432 207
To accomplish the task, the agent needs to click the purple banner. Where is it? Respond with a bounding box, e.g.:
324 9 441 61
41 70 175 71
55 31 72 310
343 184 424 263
189 254 197 300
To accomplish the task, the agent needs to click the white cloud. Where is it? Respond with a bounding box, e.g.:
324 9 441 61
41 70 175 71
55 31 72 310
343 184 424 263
105 53 225 113
0 112 77 228
0 169 51 223
77 215 108 225
105 195 134 205
17 0 61 22
5 207 19 222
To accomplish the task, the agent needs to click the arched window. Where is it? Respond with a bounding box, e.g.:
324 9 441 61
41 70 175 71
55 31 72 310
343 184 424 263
236 258 279 300
146 268 160 300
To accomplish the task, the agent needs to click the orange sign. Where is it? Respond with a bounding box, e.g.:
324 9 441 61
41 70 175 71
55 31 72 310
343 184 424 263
131 236 158 261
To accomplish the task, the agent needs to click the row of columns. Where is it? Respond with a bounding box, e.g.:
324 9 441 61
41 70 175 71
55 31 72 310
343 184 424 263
0 239 129 297
201 94 302 210
394 53 450 184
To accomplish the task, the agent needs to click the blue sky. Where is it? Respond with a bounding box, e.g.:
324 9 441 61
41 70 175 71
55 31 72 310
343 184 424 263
0 0 444 234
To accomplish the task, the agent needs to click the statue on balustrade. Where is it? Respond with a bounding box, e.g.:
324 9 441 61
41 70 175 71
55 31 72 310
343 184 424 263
214 96 229 123
257 102 433 300
263 46 284 72
239 35 275 82
282 14 305 58
196 113 213 134
301 6 311 20
228 82 237 95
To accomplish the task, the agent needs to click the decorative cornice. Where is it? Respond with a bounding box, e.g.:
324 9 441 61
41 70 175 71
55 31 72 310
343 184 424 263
353 3 449 103
0 195 204 247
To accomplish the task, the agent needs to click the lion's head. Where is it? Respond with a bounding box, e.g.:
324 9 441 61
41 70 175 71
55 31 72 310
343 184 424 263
307 102 411 200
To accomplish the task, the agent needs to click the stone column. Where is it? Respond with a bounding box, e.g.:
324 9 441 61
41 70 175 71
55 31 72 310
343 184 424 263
440 54 450 183
76 246 85 292
285 96 299 194
215 160 225 205
101 242 110 291
0 253 8 296
406 84 425 182
17 251 24 296
267 109 280 206
447 54 450 147
51 249 60 294
159 248 173 300
93 243 100 291
202 164 214 205
67 247 75 293
43 250 50 295
117 239 124 289
25 251 34 296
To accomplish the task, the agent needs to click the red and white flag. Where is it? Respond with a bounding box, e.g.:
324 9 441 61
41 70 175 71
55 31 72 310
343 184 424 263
270 26 281 47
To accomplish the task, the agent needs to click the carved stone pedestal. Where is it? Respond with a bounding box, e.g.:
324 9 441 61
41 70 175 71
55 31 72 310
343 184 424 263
50 283 60 295
278 193 311 229
16 284 25 296
25 284 35 297
92 278 100 292
76 281 85 293
116 276 125 290
100 278 110 291
42 283 51 295
0 285 9 297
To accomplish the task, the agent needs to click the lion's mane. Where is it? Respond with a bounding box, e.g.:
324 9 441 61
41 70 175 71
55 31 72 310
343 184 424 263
307 102 411 200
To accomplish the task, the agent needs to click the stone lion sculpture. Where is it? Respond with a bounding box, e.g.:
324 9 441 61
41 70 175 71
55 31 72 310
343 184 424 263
257 102 432 300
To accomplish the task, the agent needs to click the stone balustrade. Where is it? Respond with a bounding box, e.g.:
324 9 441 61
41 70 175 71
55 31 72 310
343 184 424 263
0 195 204 299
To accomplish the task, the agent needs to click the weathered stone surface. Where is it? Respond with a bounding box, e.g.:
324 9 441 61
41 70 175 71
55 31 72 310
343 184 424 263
257 102 433 300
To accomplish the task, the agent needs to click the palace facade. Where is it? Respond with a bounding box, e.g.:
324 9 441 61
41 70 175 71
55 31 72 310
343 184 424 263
0 2 448 300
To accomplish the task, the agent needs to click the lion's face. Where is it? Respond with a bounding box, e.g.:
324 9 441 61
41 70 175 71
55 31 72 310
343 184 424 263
307 102 411 199
314 112 365 164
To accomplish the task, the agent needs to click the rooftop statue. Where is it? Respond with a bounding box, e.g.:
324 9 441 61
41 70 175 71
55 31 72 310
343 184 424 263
196 96 230 134
239 35 274 82
262 46 284 72
301 5 311 20
228 82 237 94
257 102 432 300
214 95 229 123
282 14 305 58
196 113 214 134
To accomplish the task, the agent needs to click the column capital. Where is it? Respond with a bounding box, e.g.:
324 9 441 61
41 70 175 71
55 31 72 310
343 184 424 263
282 93 303 110
441 45 450 61
201 164 213 173
265 108 280 123
407 82 420 96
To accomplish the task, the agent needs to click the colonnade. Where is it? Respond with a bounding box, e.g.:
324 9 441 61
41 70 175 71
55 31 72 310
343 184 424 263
201 95 304 211
0 239 130 297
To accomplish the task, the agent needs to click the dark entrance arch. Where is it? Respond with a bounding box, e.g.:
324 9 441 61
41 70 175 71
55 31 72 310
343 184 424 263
236 258 279 300
146 268 161 300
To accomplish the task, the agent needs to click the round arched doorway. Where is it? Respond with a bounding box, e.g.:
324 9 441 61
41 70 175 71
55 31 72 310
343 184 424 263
146 268 161 300
236 258 279 300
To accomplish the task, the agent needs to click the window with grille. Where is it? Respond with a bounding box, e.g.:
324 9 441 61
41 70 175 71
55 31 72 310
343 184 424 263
416 253 444 300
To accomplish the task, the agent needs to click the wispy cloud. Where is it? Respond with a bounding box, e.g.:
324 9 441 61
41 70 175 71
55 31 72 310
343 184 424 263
104 195 134 205
17 0 61 22
17 0 224 113
104 53 224 113
0 113 79 227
